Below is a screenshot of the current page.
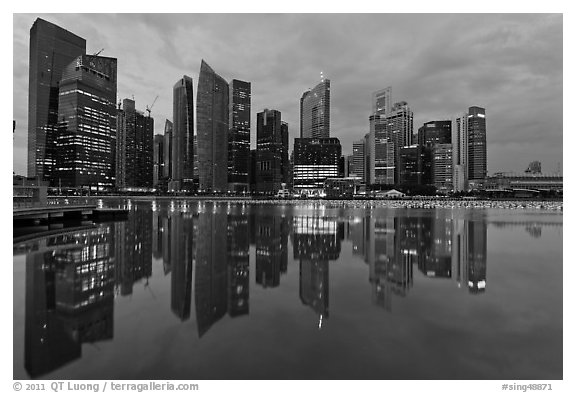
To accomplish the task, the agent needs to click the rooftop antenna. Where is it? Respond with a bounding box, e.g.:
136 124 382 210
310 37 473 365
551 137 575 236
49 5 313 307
93 48 104 56
320 71 324 82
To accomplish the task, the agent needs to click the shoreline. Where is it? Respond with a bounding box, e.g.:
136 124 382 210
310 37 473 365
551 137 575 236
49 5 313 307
46 195 563 211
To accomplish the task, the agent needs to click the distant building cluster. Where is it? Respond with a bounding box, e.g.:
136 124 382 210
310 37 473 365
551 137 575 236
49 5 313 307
24 18 561 196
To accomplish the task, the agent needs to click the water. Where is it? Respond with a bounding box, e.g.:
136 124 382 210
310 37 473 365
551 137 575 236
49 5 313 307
13 200 563 380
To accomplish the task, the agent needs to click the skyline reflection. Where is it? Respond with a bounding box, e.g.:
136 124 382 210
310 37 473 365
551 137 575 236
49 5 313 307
16 201 560 379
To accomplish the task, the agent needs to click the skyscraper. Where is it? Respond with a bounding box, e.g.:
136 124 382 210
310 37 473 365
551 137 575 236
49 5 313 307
197 60 229 193
368 87 414 186
228 79 251 192
163 120 173 180
28 18 86 183
55 55 117 189
432 143 454 193
256 109 284 193
153 134 164 188
418 120 451 146
467 106 487 186
452 113 469 192
352 138 366 182
293 137 341 195
116 98 154 190
300 78 330 138
172 76 194 191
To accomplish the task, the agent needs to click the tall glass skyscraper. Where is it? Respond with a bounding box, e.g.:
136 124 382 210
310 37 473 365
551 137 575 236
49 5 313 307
228 79 251 192
467 106 487 184
197 60 229 193
116 98 154 189
256 109 286 193
55 55 117 189
300 78 330 138
172 76 194 190
28 18 86 183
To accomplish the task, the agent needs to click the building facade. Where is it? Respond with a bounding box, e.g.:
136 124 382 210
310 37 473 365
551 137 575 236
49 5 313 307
28 18 86 184
256 109 284 194
300 78 330 138
228 79 251 192
55 55 117 189
467 106 487 186
153 134 164 188
293 137 341 195
116 98 154 190
398 144 431 186
172 75 195 191
418 120 451 146
163 120 173 180
432 143 454 193
369 100 413 186
197 60 229 193
352 138 366 182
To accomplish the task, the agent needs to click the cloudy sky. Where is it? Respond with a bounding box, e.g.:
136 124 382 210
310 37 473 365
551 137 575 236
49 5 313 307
12 13 563 176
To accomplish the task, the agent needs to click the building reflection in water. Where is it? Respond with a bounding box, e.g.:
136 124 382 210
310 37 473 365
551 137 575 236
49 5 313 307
292 215 343 328
347 211 488 311
19 202 490 378
24 226 116 378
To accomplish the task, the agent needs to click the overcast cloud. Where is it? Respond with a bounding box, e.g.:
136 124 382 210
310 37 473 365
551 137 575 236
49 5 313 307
12 13 563 175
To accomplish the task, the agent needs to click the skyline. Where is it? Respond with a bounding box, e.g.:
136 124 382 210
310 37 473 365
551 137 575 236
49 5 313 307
12 13 563 176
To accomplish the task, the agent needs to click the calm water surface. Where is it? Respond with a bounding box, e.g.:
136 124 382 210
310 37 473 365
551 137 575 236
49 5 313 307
13 200 563 380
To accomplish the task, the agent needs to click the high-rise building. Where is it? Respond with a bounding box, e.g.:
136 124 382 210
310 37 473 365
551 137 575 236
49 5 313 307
172 76 195 191
228 79 251 192
197 60 229 193
467 106 487 185
368 90 414 186
293 137 341 195
372 87 392 115
452 114 468 192
256 109 284 193
300 78 330 138
163 120 173 179
153 134 164 188
281 121 290 184
116 98 154 190
28 18 86 183
418 120 451 146
432 143 454 193
55 55 117 189
352 139 366 182
398 144 431 186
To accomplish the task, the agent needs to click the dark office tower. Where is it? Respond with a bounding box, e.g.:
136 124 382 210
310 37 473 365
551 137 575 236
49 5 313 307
248 149 257 191
256 109 284 193
418 120 451 146
467 106 487 184
228 79 251 192
116 99 154 189
163 120 173 179
28 18 86 183
55 55 117 189
281 121 289 184
352 138 366 182
197 60 229 193
153 134 164 188
398 144 432 186
172 76 194 191
293 137 341 195
300 78 330 138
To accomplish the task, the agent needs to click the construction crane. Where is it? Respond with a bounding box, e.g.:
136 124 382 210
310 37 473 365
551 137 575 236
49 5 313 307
146 95 159 117
93 48 104 56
